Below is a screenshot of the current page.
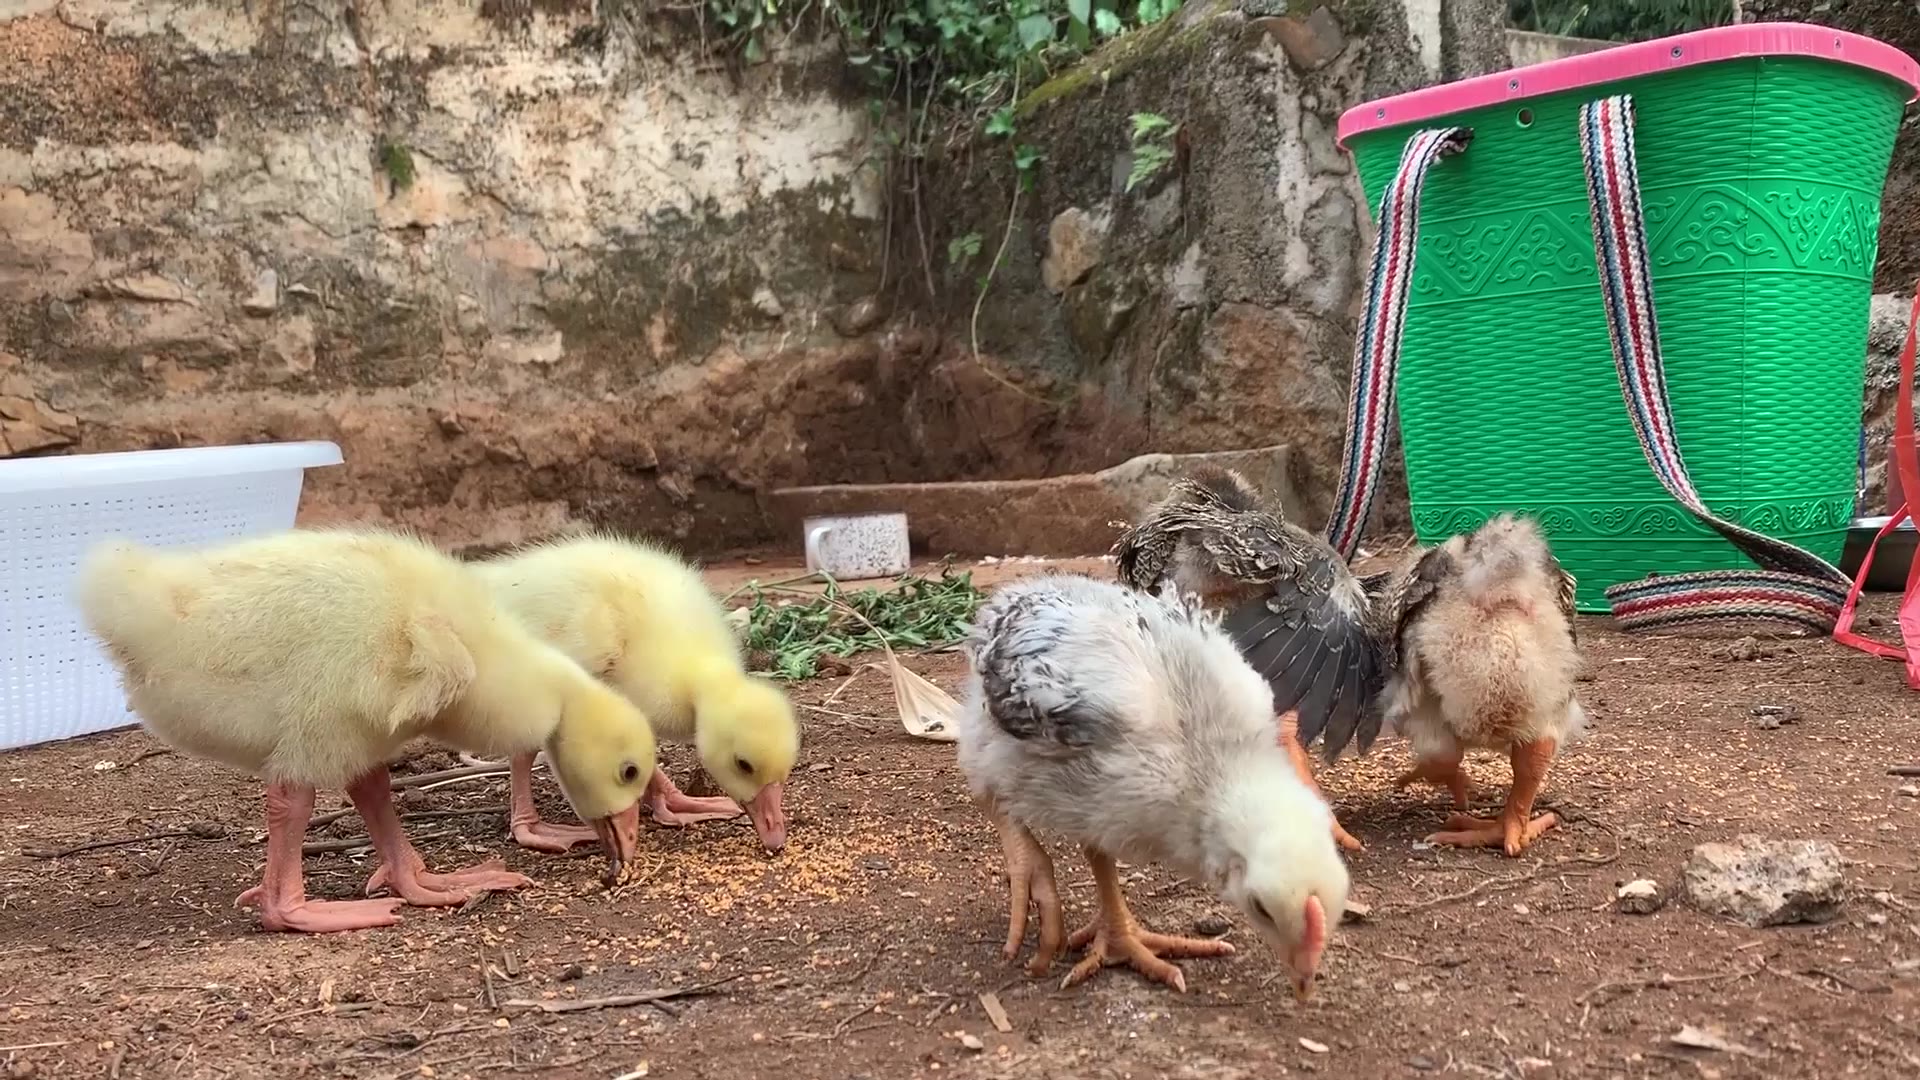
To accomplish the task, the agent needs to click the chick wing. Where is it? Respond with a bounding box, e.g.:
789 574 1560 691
1115 468 1387 761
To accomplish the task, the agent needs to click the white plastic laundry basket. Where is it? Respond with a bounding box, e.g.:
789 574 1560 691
0 441 344 751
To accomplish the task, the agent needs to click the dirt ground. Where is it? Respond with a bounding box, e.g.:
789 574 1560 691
3 561 1919 1080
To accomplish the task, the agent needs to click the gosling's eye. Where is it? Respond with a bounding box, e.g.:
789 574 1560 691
619 762 641 785
734 757 754 777
1251 898 1272 923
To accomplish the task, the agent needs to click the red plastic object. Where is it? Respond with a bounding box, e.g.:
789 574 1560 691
1833 281 1920 687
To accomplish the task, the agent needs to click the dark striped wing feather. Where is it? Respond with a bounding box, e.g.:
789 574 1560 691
1114 467 1396 759
1219 549 1390 761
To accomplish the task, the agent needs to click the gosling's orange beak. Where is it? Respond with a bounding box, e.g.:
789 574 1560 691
744 783 787 853
592 803 643 885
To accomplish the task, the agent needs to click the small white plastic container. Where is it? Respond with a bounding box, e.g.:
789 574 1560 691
0 441 345 751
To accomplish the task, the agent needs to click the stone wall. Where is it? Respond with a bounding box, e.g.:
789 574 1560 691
0 0 895 550
0 0 1510 553
896 0 1509 533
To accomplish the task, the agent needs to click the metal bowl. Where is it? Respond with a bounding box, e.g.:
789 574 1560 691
1840 516 1919 592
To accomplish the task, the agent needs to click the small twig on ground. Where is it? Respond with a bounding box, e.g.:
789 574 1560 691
1761 959 1845 997
388 763 510 791
261 1001 377 1029
480 950 499 1011
25 824 225 860
0 1042 69 1052
1889 764 1920 777
1803 966 1890 994
798 702 876 724
1397 865 1546 913
721 572 822 604
783 998 886 1042
121 747 173 768
1576 960 1763 1005
307 805 505 832
824 666 870 705
503 971 756 1014
303 830 452 856
835 944 888 987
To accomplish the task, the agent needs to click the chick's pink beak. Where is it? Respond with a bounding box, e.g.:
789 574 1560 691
1290 894 1329 1003
593 803 643 885
745 783 787 853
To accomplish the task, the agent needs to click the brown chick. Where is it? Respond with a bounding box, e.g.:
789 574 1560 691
1372 513 1584 857
1113 467 1384 852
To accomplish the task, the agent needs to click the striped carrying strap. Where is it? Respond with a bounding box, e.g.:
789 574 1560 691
1324 126 1473 561
1579 95 1852 634
1323 97 1856 635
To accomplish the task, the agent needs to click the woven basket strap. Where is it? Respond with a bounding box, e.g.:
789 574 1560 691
1578 94 1851 634
1324 126 1473 560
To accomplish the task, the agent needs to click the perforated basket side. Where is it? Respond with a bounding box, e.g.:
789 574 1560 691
1347 56 1905 609
0 470 307 750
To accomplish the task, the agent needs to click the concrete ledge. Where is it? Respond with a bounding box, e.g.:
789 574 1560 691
764 445 1297 557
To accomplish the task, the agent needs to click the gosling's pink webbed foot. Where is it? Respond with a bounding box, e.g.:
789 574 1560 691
645 767 742 826
347 767 533 907
364 849 532 906
237 885 404 933
239 780 405 933
512 820 600 853
508 750 600 853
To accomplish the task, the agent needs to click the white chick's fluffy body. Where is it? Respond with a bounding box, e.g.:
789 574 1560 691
958 573 1349 995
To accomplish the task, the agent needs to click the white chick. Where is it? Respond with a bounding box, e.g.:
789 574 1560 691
76 529 658 933
958 574 1350 997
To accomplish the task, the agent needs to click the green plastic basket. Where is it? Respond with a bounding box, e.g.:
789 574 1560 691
1341 24 1919 610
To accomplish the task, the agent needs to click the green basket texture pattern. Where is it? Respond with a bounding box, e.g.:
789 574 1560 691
1349 57 1908 611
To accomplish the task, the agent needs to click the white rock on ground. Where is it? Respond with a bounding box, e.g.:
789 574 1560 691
1615 878 1664 915
1681 835 1845 927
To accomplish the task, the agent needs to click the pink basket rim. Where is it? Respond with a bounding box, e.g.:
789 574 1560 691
1337 22 1920 147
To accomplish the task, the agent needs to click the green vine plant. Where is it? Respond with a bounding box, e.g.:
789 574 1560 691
1125 110 1178 192
680 1 1180 309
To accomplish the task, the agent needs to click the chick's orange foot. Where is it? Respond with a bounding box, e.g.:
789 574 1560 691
1062 917 1234 993
992 811 1065 976
1328 815 1364 853
1062 848 1234 992
645 767 743 826
1426 810 1561 857
1428 737 1560 857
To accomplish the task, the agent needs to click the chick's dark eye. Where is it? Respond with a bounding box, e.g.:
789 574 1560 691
619 762 641 785
734 757 754 776
1251 898 1272 923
